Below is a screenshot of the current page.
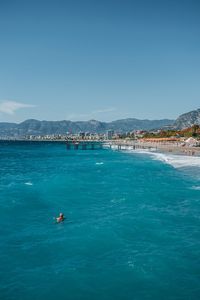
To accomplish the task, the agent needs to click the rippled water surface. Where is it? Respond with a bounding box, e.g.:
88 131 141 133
0 141 200 300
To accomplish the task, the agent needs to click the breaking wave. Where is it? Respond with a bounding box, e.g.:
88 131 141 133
125 148 200 169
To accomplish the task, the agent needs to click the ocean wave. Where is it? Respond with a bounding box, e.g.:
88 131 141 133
191 186 200 190
125 148 200 169
25 182 33 186
150 152 200 169
95 162 104 165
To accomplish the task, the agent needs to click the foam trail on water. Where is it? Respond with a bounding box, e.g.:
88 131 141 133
25 182 33 186
95 162 104 165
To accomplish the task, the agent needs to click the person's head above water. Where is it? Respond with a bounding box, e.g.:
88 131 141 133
56 212 65 223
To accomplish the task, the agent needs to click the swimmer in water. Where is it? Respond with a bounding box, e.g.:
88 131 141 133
56 213 65 223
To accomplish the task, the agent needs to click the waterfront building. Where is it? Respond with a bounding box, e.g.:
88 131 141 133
79 132 85 139
106 130 114 140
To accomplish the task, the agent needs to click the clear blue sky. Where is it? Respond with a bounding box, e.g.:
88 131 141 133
0 0 200 122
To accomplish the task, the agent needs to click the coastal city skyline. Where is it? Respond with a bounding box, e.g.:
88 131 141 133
0 0 200 123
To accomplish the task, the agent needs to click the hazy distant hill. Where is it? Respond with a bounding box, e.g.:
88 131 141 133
107 118 174 132
0 118 174 136
174 109 200 129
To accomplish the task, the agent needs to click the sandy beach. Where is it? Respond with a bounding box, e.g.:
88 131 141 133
139 142 200 157
109 140 200 157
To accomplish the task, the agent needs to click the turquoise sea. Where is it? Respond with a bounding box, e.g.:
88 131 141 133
0 141 200 300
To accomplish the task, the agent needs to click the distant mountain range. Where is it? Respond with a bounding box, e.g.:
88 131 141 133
0 108 200 136
0 118 174 136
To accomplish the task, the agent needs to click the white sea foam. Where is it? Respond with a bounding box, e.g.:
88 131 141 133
25 182 33 186
95 162 104 165
110 197 126 203
109 144 200 169
127 260 135 268
123 147 200 169
191 186 200 190
150 152 200 169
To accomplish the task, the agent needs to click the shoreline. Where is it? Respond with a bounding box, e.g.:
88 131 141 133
141 143 200 157
1 138 200 158
109 143 200 169
109 140 200 157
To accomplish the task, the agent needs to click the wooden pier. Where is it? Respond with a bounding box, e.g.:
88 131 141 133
66 140 103 150
65 140 156 151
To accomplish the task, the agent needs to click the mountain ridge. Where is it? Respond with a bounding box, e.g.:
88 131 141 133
174 109 200 129
1 108 200 136
0 118 174 136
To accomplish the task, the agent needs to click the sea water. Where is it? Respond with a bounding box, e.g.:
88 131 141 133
0 141 200 300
